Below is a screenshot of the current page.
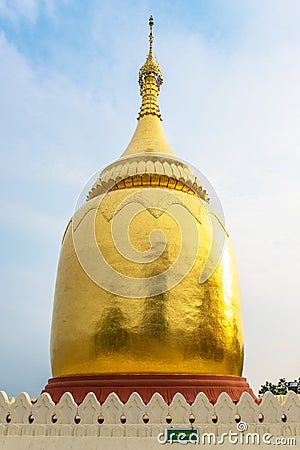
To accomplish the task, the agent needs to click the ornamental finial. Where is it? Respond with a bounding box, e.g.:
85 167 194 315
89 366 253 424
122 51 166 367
138 16 163 120
149 15 154 51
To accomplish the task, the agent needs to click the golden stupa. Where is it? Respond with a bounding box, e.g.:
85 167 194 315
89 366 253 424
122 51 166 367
47 17 248 403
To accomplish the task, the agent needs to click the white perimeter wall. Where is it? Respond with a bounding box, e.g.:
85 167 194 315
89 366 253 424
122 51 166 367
0 391 300 449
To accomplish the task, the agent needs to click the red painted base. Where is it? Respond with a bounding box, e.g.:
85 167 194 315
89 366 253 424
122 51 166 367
43 374 257 405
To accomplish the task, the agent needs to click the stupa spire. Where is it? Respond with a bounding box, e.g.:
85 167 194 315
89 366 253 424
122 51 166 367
121 16 174 156
149 14 154 51
138 16 163 120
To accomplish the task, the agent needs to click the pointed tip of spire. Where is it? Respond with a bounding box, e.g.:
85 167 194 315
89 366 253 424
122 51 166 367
138 16 163 120
149 15 154 50
139 16 162 84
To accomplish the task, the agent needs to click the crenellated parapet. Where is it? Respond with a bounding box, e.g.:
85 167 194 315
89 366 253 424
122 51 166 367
1 390 300 441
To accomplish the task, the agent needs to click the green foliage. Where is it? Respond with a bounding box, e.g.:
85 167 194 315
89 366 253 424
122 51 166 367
277 378 288 395
259 381 278 396
259 378 299 396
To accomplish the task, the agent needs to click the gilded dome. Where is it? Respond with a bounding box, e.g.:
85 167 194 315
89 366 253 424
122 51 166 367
50 17 244 379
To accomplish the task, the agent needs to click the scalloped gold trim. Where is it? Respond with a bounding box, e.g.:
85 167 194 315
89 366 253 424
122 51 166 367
87 156 209 202
110 175 198 196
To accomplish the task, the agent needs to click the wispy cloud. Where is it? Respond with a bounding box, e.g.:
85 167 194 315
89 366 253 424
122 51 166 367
0 0 39 23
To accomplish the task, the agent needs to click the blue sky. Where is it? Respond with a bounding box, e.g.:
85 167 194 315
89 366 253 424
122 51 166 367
1 0 300 397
